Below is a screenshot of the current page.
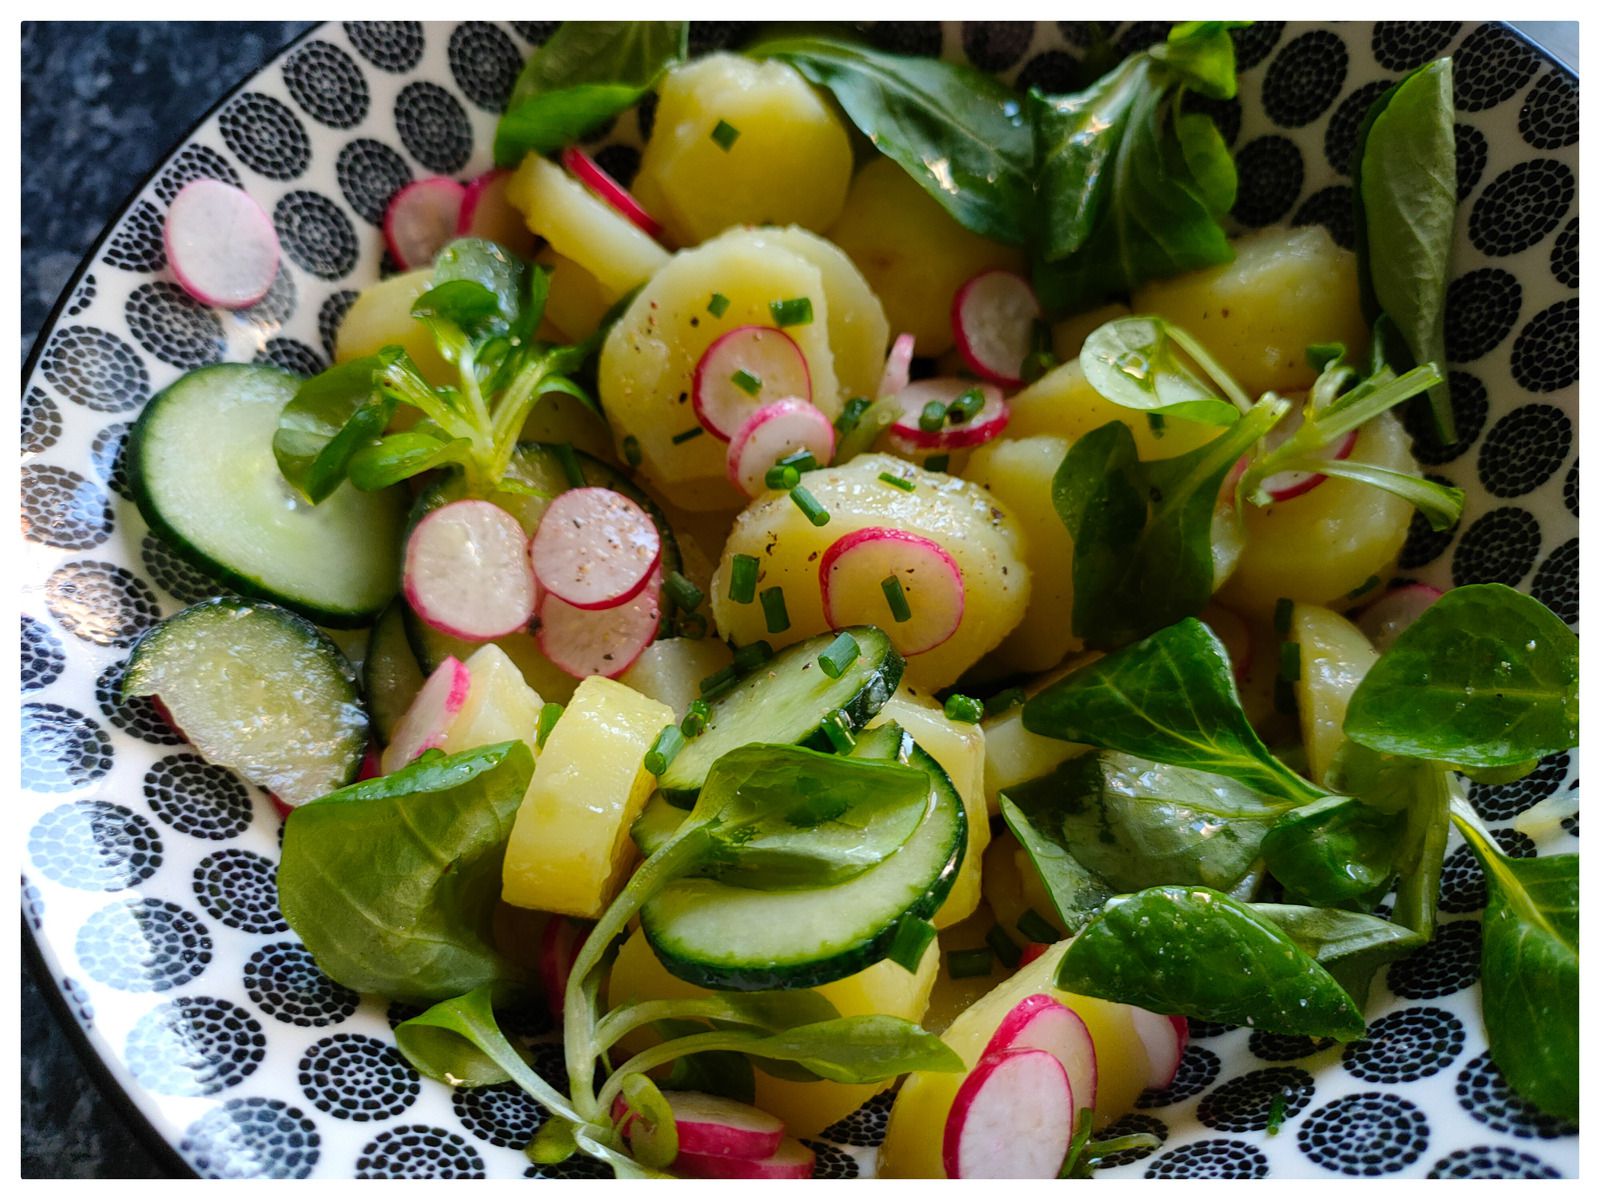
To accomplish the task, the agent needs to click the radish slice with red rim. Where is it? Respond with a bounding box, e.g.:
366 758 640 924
561 146 666 242
1129 1009 1189 1090
983 993 1099 1113
405 499 539 640
692 325 812 441
381 656 472 772
538 915 588 1019
614 1091 786 1160
885 378 1009 451
878 331 916 398
164 179 280 309
385 176 467 270
943 1048 1075 1179
457 168 537 259
1261 404 1359 502
536 566 662 679
726 398 836 497
674 1135 815 1180
820 527 965 657
952 268 1041 388
530 487 662 611
1357 583 1444 652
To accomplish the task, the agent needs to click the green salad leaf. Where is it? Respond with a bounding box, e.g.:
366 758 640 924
1249 904 1426 1007
1259 794 1402 909
999 793 1112 936
272 354 399 504
1079 316 1247 425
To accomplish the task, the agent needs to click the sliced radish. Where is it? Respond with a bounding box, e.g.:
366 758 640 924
1130 1009 1189 1091
674 1135 815 1180
457 168 538 259
820 528 965 657
537 566 662 679
952 269 1041 388
405 499 539 640
384 176 467 270
380 656 472 773
878 332 916 398
885 378 1009 451
1201 603 1253 683
163 179 280 309
269 793 295 822
1261 406 1359 502
614 1092 785 1161
726 398 836 498
539 915 588 1020
691 325 812 441
943 1049 1074 1179
983 993 1099 1114
561 147 665 242
1357 583 1444 652
356 742 383 782
529 487 662 611
1018 942 1050 967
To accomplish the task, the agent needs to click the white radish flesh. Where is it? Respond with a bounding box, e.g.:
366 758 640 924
878 331 915 397
983 993 1099 1113
674 1135 815 1180
820 527 965 657
164 179 280 309
886 378 1009 451
943 1049 1074 1179
530 487 662 611
1130 1009 1189 1090
1262 405 1359 502
1357 583 1444 652
725 398 836 497
615 1092 785 1160
385 177 467 270
692 325 812 441
539 915 586 1019
537 567 662 679
405 500 539 640
561 146 666 242
457 169 538 259
380 656 472 772
952 269 1041 388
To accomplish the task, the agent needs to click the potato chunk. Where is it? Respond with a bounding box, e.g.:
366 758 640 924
1292 604 1379 787
1005 358 1222 460
506 154 669 297
335 268 450 386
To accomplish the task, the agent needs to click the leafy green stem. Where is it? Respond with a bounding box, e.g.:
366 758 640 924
1161 321 1253 412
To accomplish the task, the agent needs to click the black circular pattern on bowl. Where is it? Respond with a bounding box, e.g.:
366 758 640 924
335 137 413 225
453 1080 548 1148
1520 70 1577 150
40 324 148 412
1371 22 1460 71
274 191 359 281
234 263 299 330
356 1125 485 1179
1298 1092 1428 1175
1563 460 1578 517
1398 478 1460 569
1478 403 1572 497
344 20 424 72
448 22 521 112
299 1032 420 1121
103 200 168 272
20 703 114 793
1510 298 1578 393
1550 217 1578 287
282 40 369 130
63 975 94 1024
125 281 225 368
1247 1031 1333 1062
593 143 642 190
21 466 114 550
395 81 473 174
1439 829 1536 913
22 387 62 454
1261 31 1347 128
153 143 243 204
1014 51 1082 98
526 1156 614 1180
255 336 328 377
1184 92 1241 147
1455 1050 1578 1139
140 531 222 606
181 1096 320 1179
45 559 161 646
1324 81 1393 176
126 996 266 1096
1453 24 1542 112
90 421 134 501
1231 136 1303 227
1531 537 1577 625
1343 1007 1467 1083
1138 1045 1221 1108
144 754 255 840
804 1139 861 1180
1230 22 1284 71
962 22 1033 72
29 800 162 891
1292 185 1355 250
1091 1112 1167 1170
1454 122 1489 200
23 877 44 930
1469 160 1573 257
1186 1017 1240 1039
67 273 98 315
1117 22 1174 57
21 615 65 692
1469 751 1568 822
1444 268 1521 362
1402 372 1487 466
1197 1067 1314 1132
194 848 287 933
218 92 310 181
868 22 944 58
1452 506 1540 586
1428 1145 1562 1179
75 898 212 992
244 941 360 1027
317 288 360 357
1145 1138 1269 1179
819 1088 893 1147
1386 919 1483 999
509 21 557 46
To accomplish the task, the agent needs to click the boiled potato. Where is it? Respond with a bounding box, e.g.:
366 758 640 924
632 54 853 247
1051 301 1132 363
617 636 733 719
534 246 614 343
519 391 614 460
1006 357 1222 460
1218 409 1415 618
922 902 1012 1034
335 268 451 386
1132 225 1370 398
1292 604 1379 787
437 644 544 757
710 453 1030 691
506 154 670 297
981 830 1059 947
828 157 1025 356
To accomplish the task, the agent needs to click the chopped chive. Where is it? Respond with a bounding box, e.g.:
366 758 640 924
671 426 704 445
789 485 830 526
1274 677 1298 716
644 724 687 776
887 916 937 972
765 463 801 491
918 400 948 433
710 119 741 150
987 686 1026 715
732 639 773 673
728 553 759 603
676 610 708 640
707 292 731 318
878 471 916 493
1147 412 1167 437
699 665 739 700
760 586 790 634
948 948 993 979
985 923 1022 969
536 702 564 749
1265 1090 1289 1135
835 396 871 435
820 707 856 752
769 297 813 328
1347 573 1381 599
665 570 703 611
1278 640 1302 683
731 368 762 396
775 449 819 473
1059 1108 1095 1179
621 435 642 467
553 441 585 488
943 693 983 724
1018 908 1062 944
681 699 711 739
1273 596 1294 636
1021 348 1058 384
924 452 950 473
818 631 860 679
881 575 912 623
948 387 985 424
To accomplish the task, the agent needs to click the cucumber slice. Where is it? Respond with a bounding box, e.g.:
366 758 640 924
128 363 406 626
641 722 967 989
631 791 689 857
122 596 368 808
657 627 903 803
365 600 425 746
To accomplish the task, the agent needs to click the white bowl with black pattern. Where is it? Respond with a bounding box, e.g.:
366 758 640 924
19 21 1578 1180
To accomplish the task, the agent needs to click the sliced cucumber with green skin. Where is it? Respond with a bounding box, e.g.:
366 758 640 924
128 363 406 627
657 627 903 804
365 600 425 746
641 722 967 990
122 596 369 808
631 791 689 857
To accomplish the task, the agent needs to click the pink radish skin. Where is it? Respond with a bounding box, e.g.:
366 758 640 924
1130 1009 1189 1090
878 331 916 398
726 398 837 497
943 1048 1075 1179
692 325 812 441
1018 942 1050 967
381 656 472 773
886 378 1009 451
1261 402 1359 502
674 1136 815 1180
613 1092 785 1160
385 177 467 269
561 147 666 242
819 527 965 657
164 179 280 309
983 993 1099 1114
405 500 539 640
537 566 662 679
529 487 662 611
952 269 1041 388
539 916 587 1019
456 169 538 258
356 743 383 782
1358 583 1444 652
